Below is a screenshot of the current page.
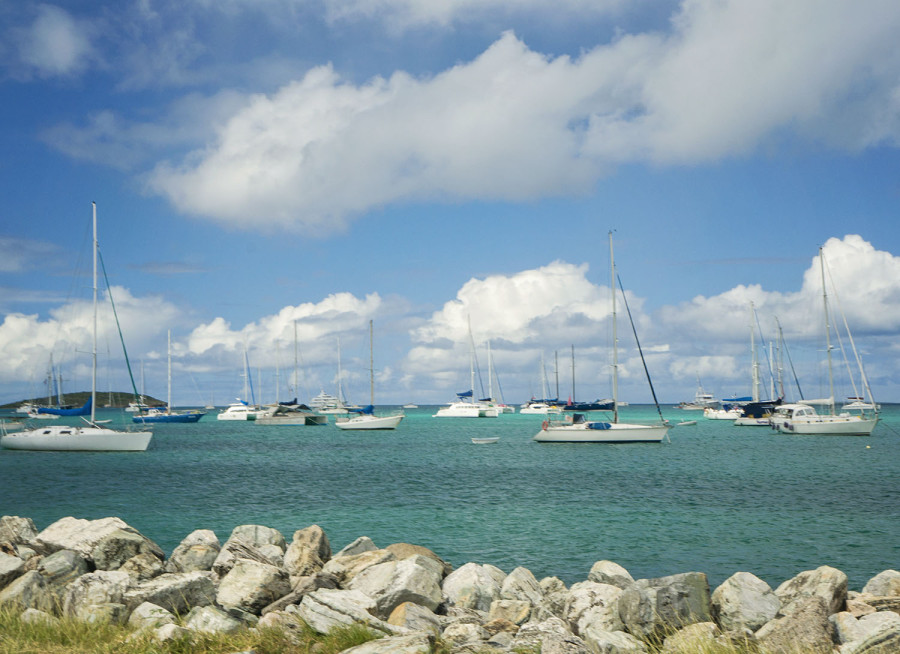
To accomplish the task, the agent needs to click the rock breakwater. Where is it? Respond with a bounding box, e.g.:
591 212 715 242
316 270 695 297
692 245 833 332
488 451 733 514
1 515 898 653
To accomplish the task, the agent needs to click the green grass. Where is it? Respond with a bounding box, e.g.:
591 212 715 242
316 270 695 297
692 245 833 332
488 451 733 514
0 607 380 654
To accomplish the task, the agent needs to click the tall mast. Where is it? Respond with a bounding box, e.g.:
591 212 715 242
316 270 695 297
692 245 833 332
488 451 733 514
570 344 575 403
166 330 172 413
750 302 759 402
369 320 375 406
91 202 98 424
820 247 836 415
609 231 619 423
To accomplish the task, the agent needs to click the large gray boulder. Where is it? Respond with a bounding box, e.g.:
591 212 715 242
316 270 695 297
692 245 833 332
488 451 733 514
340 632 434 654
320 549 396 586
0 569 54 612
62 570 131 620
588 561 635 590
211 538 279 579
711 571 780 632
385 543 452 578
618 572 711 639
774 565 847 616
347 556 443 619
283 525 331 578
755 595 833 654
183 605 244 634
335 536 378 558
229 524 286 551
295 587 404 635
33 517 131 558
127 601 176 630
442 562 502 611
510 616 591 653
501 566 543 606
0 551 25 589
123 571 217 614
0 516 38 545
91 528 164 571
165 529 220 573
387 601 442 635
861 569 900 597
581 626 648 654
216 559 291 614
833 610 900 654
565 581 624 636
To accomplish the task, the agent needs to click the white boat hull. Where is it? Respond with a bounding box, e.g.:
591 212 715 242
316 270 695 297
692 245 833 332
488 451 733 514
534 421 669 443
335 414 403 430
1 424 152 451
780 416 878 436
433 402 499 418
256 413 327 426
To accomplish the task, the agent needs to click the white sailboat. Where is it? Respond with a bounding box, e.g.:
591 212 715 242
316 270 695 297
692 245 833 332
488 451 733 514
1 203 153 452
217 347 274 421
335 321 404 430
778 247 878 436
534 232 670 443
520 352 562 415
434 319 499 418
132 331 206 423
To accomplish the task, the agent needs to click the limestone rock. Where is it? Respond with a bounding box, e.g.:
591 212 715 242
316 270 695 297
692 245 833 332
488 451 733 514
20 607 59 625
565 581 624 636
755 595 833 654
123 571 216 614
62 570 131 620
90 528 164 571
341 632 435 654
711 571 780 632
386 542 453 577
0 551 25 589
774 564 847 616
588 561 635 590
296 587 404 636
0 516 38 544
443 562 502 611
347 555 443 619
581 626 648 654
229 524 286 551
501 566 543 605
78 602 128 624
618 572 711 640
846 625 900 654
534 576 569 622
211 538 279 579
261 570 339 614
127 601 176 630
335 536 378 558
442 621 488 644
183 604 244 634
165 529 220 573
283 524 331 578
0 570 53 612
839 611 900 654
216 559 292 614
320 549 396 586
862 569 900 597
388 601 442 635
118 551 165 580
511 616 591 653
489 598 531 624
152 622 194 643
33 517 130 558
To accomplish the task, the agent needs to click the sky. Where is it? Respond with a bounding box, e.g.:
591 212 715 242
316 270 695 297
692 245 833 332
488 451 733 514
2 0 900 409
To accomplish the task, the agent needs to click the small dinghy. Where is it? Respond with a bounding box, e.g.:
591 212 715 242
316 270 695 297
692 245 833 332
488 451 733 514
471 436 500 444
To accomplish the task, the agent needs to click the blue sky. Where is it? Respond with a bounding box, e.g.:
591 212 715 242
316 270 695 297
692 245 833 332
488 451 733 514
2 0 900 408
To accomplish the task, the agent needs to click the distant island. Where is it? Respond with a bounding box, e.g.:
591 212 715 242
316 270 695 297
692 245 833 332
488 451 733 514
0 391 165 410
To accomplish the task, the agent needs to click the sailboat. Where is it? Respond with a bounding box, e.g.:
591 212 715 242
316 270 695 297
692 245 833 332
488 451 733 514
1 203 153 451
434 318 500 418
520 352 562 415
562 344 614 412
132 331 206 423
776 247 878 436
335 321 404 430
217 347 275 421
534 232 670 443
256 322 327 426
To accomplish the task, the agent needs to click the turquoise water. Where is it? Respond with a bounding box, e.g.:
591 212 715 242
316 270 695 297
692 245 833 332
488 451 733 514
1 405 898 591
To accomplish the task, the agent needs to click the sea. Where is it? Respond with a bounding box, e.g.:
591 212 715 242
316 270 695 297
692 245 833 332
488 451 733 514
1 404 898 593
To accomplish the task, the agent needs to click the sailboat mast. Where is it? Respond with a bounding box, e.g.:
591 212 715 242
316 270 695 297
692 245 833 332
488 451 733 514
820 247 836 415
609 231 619 423
167 330 172 413
91 202 98 424
369 320 375 406
570 345 575 403
750 302 759 402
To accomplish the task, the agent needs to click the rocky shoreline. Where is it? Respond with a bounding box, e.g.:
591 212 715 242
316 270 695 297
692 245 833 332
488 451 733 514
1 515 898 653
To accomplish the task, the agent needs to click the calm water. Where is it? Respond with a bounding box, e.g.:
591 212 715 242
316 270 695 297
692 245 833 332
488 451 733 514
2 405 898 591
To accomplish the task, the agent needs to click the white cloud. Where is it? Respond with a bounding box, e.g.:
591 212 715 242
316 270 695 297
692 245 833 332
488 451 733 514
139 1 900 232
15 5 95 78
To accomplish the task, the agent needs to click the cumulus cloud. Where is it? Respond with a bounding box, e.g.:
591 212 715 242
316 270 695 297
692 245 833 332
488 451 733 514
14 5 96 78
139 1 900 232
